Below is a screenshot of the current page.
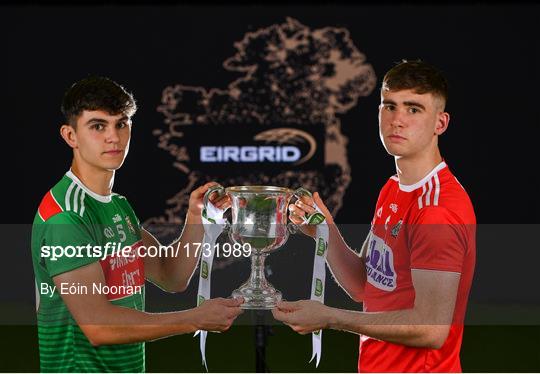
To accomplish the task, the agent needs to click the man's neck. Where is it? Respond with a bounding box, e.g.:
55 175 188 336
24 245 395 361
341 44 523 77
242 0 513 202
395 150 443 186
71 161 115 196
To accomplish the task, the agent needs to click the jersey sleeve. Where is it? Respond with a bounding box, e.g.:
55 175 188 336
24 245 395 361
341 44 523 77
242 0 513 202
40 212 99 278
408 206 468 273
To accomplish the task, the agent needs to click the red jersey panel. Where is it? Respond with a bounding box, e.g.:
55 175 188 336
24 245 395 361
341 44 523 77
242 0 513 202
359 162 476 373
99 240 145 301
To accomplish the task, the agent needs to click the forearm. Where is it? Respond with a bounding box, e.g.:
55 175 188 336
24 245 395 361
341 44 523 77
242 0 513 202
327 307 448 349
150 212 205 291
325 224 366 301
168 212 205 284
80 304 200 346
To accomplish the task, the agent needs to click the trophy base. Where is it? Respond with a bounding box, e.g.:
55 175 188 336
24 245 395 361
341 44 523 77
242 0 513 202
232 284 282 310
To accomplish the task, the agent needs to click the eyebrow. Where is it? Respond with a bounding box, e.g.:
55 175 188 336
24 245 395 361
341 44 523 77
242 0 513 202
403 101 426 110
381 100 425 110
85 116 129 126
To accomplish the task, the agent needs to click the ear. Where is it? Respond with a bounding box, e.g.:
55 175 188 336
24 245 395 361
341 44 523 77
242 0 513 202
435 112 450 136
60 124 78 149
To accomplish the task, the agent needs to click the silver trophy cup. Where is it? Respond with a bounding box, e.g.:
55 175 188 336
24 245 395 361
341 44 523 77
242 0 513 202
203 185 310 309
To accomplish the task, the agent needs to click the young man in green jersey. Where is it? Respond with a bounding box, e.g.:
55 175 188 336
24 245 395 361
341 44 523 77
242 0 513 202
31 76 243 372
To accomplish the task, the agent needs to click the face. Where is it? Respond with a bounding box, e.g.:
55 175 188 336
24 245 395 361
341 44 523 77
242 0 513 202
61 110 132 172
378 88 449 160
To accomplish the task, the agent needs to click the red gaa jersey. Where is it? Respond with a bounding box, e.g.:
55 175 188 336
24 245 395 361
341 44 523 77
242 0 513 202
359 161 476 372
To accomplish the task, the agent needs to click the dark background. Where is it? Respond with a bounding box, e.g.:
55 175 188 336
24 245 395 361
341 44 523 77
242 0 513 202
1 4 539 372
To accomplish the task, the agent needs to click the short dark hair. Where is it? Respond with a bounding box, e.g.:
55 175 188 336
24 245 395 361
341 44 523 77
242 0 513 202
61 76 137 126
382 60 448 106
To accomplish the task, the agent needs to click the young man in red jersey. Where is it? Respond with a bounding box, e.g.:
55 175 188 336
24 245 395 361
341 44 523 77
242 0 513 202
274 60 476 372
31 77 243 372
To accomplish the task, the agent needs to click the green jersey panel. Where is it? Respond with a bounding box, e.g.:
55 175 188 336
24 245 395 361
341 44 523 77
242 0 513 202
32 171 146 372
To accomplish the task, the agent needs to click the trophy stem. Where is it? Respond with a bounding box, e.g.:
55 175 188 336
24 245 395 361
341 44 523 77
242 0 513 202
249 253 268 287
232 252 282 309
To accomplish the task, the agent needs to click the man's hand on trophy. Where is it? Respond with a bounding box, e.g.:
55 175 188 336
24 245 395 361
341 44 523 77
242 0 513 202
272 300 331 335
194 297 244 332
288 192 334 238
188 182 231 219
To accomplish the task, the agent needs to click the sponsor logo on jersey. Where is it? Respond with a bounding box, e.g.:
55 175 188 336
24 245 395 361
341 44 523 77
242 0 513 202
104 226 115 239
389 203 398 213
99 241 145 301
109 247 139 271
365 234 396 291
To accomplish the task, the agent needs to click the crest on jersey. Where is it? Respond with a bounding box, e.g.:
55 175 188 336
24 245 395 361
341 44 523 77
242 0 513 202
125 216 136 234
391 219 403 238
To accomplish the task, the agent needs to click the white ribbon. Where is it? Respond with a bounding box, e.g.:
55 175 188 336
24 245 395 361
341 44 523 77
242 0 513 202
195 201 227 371
303 207 329 368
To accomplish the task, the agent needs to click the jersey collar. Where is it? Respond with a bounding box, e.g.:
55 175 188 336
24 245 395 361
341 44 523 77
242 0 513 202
65 169 113 203
398 161 447 192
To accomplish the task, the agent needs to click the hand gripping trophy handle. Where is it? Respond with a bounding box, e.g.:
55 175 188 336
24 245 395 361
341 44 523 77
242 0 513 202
202 184 227 225
288 187 327 234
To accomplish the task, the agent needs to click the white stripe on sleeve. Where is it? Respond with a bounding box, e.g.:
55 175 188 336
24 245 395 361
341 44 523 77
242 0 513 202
73 186 81 213
434 173 440 206
418 184 426 209
79 190 86 217
426 178 433 206
65 182 75 211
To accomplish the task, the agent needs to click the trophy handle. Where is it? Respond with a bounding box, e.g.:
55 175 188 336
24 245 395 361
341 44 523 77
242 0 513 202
293 187 313 200
289 187 326 233
202 184 227 224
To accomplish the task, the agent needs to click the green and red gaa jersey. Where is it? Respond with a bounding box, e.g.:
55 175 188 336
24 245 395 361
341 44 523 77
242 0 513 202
31 170 146 372
360 162 476 372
